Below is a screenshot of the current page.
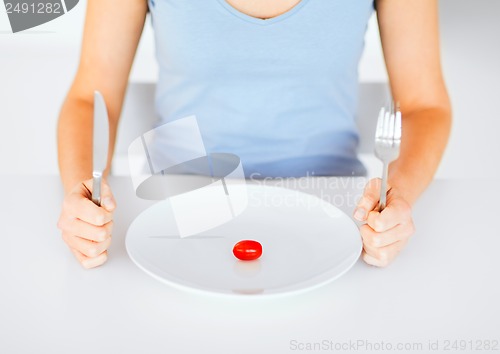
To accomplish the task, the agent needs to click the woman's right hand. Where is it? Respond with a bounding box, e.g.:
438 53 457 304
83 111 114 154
57 179 116 269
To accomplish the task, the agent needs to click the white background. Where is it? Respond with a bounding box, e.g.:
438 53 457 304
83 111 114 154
0 0 499 179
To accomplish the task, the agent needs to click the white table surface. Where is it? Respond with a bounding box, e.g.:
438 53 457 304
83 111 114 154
1 176 499 354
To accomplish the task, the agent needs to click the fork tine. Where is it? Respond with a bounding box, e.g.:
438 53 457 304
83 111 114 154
394 108 402 141
383 106 391 139
388 104 396 141
376 107 385 139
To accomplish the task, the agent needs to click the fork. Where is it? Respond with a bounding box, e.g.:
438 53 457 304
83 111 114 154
374 101 402 211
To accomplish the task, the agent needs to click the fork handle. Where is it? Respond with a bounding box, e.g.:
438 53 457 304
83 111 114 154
379 162 389 211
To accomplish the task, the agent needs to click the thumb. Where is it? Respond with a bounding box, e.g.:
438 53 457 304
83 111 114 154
354 178 383 221
100 180 116 212
81 178 116 212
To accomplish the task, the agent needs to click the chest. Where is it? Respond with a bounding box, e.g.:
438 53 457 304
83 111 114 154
223 0 302 19
149 0 374 79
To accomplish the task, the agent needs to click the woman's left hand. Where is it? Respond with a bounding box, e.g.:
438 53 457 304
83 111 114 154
353 178 416 267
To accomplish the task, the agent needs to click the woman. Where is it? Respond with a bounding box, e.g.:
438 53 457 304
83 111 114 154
57 0 451 269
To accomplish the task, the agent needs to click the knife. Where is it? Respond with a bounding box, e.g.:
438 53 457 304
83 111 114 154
92 91 110 206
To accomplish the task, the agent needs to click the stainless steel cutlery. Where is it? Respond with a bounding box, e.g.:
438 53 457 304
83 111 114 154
374 101 402 211
92 91 110 206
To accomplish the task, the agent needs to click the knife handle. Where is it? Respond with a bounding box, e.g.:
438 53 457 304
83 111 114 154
92 171 102 206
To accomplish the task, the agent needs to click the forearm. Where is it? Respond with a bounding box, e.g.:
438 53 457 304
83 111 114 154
57 95 94 194
388 106 451 205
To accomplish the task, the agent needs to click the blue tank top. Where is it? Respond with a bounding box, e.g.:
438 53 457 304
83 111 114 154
147 0 374 177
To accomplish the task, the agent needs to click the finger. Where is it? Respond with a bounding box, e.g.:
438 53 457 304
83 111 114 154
366 197 412 232
64 192 113 226
70 248 108 269
362 251 384 267
354 178 384 221
361 223 399 248
360 223 414 248
58 212 113 242
362 250 388 267
362 239 408 267
62 232 112 258
82 179 116 212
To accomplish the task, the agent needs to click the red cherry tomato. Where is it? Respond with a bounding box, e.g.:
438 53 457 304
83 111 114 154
233 240 262 261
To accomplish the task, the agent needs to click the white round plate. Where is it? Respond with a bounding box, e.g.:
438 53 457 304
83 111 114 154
126 184 362 297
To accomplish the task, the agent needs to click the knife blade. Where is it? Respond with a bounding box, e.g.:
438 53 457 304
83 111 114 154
92 91 109 206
